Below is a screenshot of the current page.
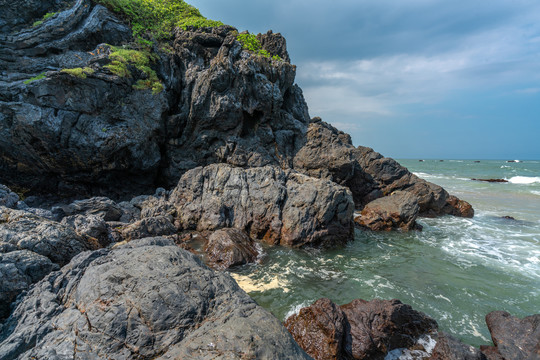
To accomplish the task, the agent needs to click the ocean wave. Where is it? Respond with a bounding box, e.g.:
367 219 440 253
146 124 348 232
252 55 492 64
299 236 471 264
532 191 540 196
507 176 540 184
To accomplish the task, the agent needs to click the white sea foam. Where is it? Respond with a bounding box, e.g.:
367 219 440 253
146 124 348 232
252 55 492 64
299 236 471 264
532 191 540 196
284 300 313 320
508 176 540 184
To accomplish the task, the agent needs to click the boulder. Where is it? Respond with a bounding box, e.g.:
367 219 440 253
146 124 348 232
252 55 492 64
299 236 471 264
0 237 311 359
170 164 354 247
284 298 352 360
429 332 487 360
355 191 421 231
205 228 260 270
484 311 540 360
294 120 474 218
61 214 111 247
119 215 177 241
57 197 123 221
0 185 19 209
443 195 474 218
0 250 58 321
341 299 437 359
0 207 98 265
285 298 438 360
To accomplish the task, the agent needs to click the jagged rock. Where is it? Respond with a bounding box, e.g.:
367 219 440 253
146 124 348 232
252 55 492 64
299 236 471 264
429 332 487 360
341 299 438 359
119 215 177 241
294 120 473 218
55 197 123 222
60 214 110 247
170 164 354 247
0 207 98 265
257 30 291 63
443 195 474 218
0 250 58 321
205 228 260 270
0 237 311 359
484 311 540 360
355 191 421 231
285 298 438 360
1 0 309 197
0 185 19 208
284 298 352 360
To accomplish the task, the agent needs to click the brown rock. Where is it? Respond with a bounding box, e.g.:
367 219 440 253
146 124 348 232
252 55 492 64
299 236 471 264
284 298 352 360
204 228 259 270
355 191 421 231
341 299 437 359
285 298 438 360
485 311 540 360
471 179 508 183
444 195 474 218
430 332 487 360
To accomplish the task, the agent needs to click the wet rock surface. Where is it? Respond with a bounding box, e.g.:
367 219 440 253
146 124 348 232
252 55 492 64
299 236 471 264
355 191 421 231
0 238 311 360
170 164 354 247
205 228 260 270
285 298 438 360
484 311 540 360
429 332 487 360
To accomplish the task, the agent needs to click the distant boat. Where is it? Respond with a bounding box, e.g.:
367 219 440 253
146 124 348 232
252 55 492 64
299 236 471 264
419 159 424 162
507 160 521 163
474 161 481 163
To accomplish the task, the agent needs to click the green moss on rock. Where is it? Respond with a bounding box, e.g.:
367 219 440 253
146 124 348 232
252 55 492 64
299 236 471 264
61 67 95 79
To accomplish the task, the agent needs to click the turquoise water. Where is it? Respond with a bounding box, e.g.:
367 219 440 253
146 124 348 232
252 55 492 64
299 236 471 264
231 159 540 347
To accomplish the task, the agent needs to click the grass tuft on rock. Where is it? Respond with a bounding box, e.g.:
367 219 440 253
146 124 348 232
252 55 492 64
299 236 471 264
32 12 58 27
96 0 223 42
105 46 163 94
237 33 282 61
23 72 46 84
61 67 95 79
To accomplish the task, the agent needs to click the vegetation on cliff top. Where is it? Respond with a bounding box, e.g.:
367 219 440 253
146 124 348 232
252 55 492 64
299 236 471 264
96 0 223 41
236 33 282 61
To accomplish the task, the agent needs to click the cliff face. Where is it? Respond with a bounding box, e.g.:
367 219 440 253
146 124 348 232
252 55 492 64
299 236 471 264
0 0 471 218
0 0 308 196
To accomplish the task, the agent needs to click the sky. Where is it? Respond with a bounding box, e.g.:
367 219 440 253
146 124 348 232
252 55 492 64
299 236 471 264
191 0 540 159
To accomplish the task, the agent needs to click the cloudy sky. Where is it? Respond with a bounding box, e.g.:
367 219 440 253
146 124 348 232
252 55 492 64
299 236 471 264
192 0 540 159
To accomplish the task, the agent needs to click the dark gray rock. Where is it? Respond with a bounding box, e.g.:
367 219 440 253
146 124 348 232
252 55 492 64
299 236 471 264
119 215 177 241
355 191 421 231
485 311 540 360
60 214 111 247
430 332 487 360
205 228 260 270
0 250 58 321
58 197 123 222
0 185 18 208
0 237 311 359
0 207 99 265
170 164 354 247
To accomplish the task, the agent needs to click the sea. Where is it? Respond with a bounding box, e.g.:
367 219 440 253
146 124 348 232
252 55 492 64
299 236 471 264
230 159 540 348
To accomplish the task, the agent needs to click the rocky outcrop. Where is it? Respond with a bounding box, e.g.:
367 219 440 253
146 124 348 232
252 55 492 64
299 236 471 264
355 191 421 231
430 332 487 360
0 250 58 320
0 185 19 208
170 164 354 247
0 207 99 265
294 120 474 221
285 298 438 360
118 215 177 241
0 238 311 359
482 311 540 360
0 0 309 197
205 228 260 270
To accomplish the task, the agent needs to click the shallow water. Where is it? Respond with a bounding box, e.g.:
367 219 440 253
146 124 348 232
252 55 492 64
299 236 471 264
231 159 540 347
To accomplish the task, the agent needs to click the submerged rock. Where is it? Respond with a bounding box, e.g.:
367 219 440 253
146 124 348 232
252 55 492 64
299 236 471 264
205 228 260 270
170 164 354 247
0 238 311 359
471 179 509 183
285 298 438 360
